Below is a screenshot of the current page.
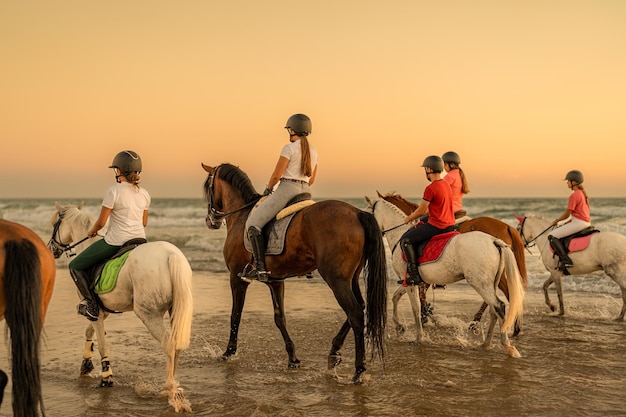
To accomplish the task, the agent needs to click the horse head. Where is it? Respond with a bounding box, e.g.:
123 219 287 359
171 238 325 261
201 163 262 230
47 202 88 258
201 163 225 230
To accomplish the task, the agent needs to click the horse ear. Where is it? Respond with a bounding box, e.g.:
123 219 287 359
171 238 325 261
514 215 525 224
55 201 60 211
78 201 84 210
364 196 373 207
201 163 214 173
376 190 383 198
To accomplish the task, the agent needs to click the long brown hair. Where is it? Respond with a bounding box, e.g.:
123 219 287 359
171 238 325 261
448 163 470 194
299 136 313 177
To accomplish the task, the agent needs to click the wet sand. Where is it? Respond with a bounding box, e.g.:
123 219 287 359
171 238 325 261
1 269 625 416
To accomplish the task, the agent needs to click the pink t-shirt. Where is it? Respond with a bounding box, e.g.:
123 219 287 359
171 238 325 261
567 189 590 222
443 169 463 212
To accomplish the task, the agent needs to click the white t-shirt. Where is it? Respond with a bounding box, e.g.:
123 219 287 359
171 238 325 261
101 182 151 246
279 140 318 182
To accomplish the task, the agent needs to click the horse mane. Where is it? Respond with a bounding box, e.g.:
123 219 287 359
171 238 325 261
53 204 93 230
378 198 408 218
377 191 418 215
215 163 262 204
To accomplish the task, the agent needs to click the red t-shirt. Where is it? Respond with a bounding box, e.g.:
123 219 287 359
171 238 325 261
423 179 455 229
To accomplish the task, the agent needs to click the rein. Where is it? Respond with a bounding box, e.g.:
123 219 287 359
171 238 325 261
518 217 554 249
47 215 94 257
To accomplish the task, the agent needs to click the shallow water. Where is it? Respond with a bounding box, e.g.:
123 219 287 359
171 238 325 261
2 270 625 417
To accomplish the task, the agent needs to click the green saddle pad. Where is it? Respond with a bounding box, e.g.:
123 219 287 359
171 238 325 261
95 251 131 294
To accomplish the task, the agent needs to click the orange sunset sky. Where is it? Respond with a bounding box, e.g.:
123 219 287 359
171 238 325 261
1 1 625 199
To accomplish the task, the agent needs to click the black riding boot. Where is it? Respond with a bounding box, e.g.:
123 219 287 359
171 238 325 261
400 238 423 285
239 226 270 282
549 235 573 270
70 269 100 321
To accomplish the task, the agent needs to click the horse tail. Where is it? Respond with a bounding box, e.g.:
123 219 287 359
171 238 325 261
167 251 193 351
495 241 525 334
358 210 388 362
506 225 528 287
3 238 45 417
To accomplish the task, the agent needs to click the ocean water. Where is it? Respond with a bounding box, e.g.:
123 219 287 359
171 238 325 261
2 196 625 295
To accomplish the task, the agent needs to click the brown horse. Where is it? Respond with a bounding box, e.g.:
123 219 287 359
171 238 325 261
0 219 56 417
376 191 527 336
202 163 387 383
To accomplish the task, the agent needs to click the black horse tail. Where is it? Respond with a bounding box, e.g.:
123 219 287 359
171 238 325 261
358 210 388 363
3 239 44 417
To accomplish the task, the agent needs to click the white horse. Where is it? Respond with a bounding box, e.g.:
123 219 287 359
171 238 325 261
48 203 194 413
516 215 626 320
366 198 525 358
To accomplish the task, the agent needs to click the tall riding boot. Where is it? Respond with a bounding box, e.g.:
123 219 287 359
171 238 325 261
239 226 270 282
549 236 573 270
70 269 100 321
400 238 423 285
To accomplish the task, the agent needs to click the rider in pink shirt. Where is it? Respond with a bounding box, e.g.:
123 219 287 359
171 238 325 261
442 151 470 218
548 170 591 269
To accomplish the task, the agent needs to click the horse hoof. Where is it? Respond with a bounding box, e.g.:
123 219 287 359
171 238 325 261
395 324 406 335
549 305 556 312
352 366 367 384
506 346 522 358
80 359 94 375
288 359 301 369
98 377 114 388
328 354 342 370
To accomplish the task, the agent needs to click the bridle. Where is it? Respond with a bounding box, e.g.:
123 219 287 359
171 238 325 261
517 216 554 251
205 164 262 229
47 213 90 259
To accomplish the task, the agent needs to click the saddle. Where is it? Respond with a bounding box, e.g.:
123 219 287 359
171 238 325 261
244 193 315 255
559 226 599 253
87 238 147 311
402 231 459 265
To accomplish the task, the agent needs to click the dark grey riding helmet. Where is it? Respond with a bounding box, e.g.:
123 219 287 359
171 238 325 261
109 150 142 173
564 170 584 184
285 114 312 136
421 155 444 172
442 151 461 165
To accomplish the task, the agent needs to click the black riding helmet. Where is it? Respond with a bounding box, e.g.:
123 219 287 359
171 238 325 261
109 150 142 174
421 155 444 173
285 114 312 137
564 170 584 185
442 151 461 165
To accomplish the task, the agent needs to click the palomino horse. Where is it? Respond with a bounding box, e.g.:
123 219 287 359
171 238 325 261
376 191 527 335
47 203 194 413
366 198 525 357
201 163 387 383
0 219 55 417
516 215 626 320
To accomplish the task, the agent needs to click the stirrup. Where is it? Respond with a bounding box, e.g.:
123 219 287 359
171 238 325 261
77 300 99 321
238 264 270 282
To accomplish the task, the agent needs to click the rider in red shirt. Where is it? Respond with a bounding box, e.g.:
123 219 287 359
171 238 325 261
400 155 455 285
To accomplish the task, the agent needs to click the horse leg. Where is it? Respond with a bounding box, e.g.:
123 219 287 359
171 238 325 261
405 284 424 343
327 279 366 384
391 286 407 335
91 320 113 387
267 281 300 368
328 320 351 370
80 324 96 375
481 307 498 349
543 275 557 312
470 303 488 333
550 271 565 316
136 309 192 413
222 278 249 360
